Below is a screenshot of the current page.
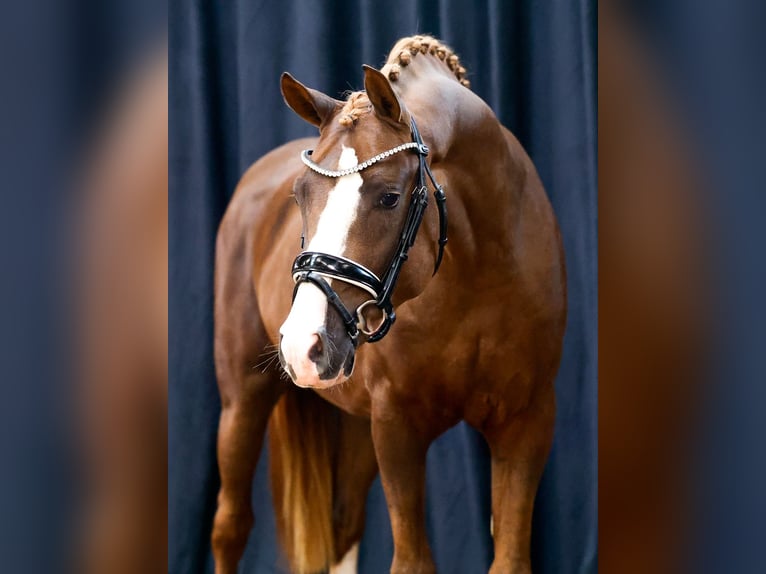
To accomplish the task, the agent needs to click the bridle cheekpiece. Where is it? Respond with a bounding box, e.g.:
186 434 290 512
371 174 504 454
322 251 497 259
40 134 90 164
292 116 448 347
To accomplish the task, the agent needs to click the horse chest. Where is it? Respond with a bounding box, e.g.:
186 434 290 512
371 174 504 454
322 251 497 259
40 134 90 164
314 383 372 417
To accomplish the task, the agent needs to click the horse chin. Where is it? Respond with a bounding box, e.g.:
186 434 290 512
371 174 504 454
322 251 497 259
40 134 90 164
287 350 355 390
292 372 346 390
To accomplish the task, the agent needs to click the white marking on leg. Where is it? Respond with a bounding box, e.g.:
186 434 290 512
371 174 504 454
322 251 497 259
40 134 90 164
280 146 362 385
330 542 359 574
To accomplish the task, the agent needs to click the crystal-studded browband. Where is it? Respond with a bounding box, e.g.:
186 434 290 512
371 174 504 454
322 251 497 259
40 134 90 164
300 142 422 178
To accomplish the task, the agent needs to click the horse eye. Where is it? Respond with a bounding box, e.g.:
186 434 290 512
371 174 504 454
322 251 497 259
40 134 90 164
379 192 400 208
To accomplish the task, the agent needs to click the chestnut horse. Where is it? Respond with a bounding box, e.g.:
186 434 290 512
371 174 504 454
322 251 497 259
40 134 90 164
212 36 566 574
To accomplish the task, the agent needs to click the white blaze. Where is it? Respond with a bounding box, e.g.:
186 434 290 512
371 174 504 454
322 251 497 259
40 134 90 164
280 146 362 385
306 146 363 254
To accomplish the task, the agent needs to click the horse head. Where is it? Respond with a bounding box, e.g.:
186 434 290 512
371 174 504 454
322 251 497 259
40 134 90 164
277 67 444 389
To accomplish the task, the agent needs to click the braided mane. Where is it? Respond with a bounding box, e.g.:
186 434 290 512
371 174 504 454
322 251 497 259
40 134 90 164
337 35 469 128
383 35 470 88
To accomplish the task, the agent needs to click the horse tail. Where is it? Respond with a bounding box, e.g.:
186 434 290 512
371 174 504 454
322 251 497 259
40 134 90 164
269 386 339 574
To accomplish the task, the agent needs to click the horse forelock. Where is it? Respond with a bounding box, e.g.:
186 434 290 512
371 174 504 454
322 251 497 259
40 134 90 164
337 91 373 128
383 35 471 89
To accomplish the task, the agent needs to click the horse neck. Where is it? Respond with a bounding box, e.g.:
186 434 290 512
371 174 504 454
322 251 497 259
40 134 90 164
396 72 525 273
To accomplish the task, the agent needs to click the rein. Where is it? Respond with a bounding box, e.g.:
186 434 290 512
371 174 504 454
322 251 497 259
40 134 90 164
292 116 447 347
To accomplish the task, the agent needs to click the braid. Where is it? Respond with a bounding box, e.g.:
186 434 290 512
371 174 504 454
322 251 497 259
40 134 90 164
337 91 373 127
384 35 471 89
336 36 471 128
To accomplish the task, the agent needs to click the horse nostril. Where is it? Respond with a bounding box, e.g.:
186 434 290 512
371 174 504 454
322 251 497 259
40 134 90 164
308 333 324 364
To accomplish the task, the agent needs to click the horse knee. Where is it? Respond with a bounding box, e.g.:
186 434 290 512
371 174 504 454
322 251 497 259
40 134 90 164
211 505 254 558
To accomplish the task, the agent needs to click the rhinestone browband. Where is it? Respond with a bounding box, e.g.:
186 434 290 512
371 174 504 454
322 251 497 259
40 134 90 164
300 142 422 178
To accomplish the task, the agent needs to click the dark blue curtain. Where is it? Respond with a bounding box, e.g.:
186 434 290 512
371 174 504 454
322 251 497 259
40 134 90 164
169 1 597 572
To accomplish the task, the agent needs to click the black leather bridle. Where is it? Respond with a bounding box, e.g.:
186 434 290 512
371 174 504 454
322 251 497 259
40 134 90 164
292 116 447 347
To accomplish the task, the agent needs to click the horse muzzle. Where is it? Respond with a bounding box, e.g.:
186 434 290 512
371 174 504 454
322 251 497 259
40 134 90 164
278 321 355 389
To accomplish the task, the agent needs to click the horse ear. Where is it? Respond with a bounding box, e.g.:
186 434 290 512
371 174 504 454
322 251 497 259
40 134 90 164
280 72 340 128
362 64 408 126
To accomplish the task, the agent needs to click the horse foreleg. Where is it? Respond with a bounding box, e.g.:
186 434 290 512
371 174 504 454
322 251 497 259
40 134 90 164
211 375 282 574
483 385 555 574
372 400 437 574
